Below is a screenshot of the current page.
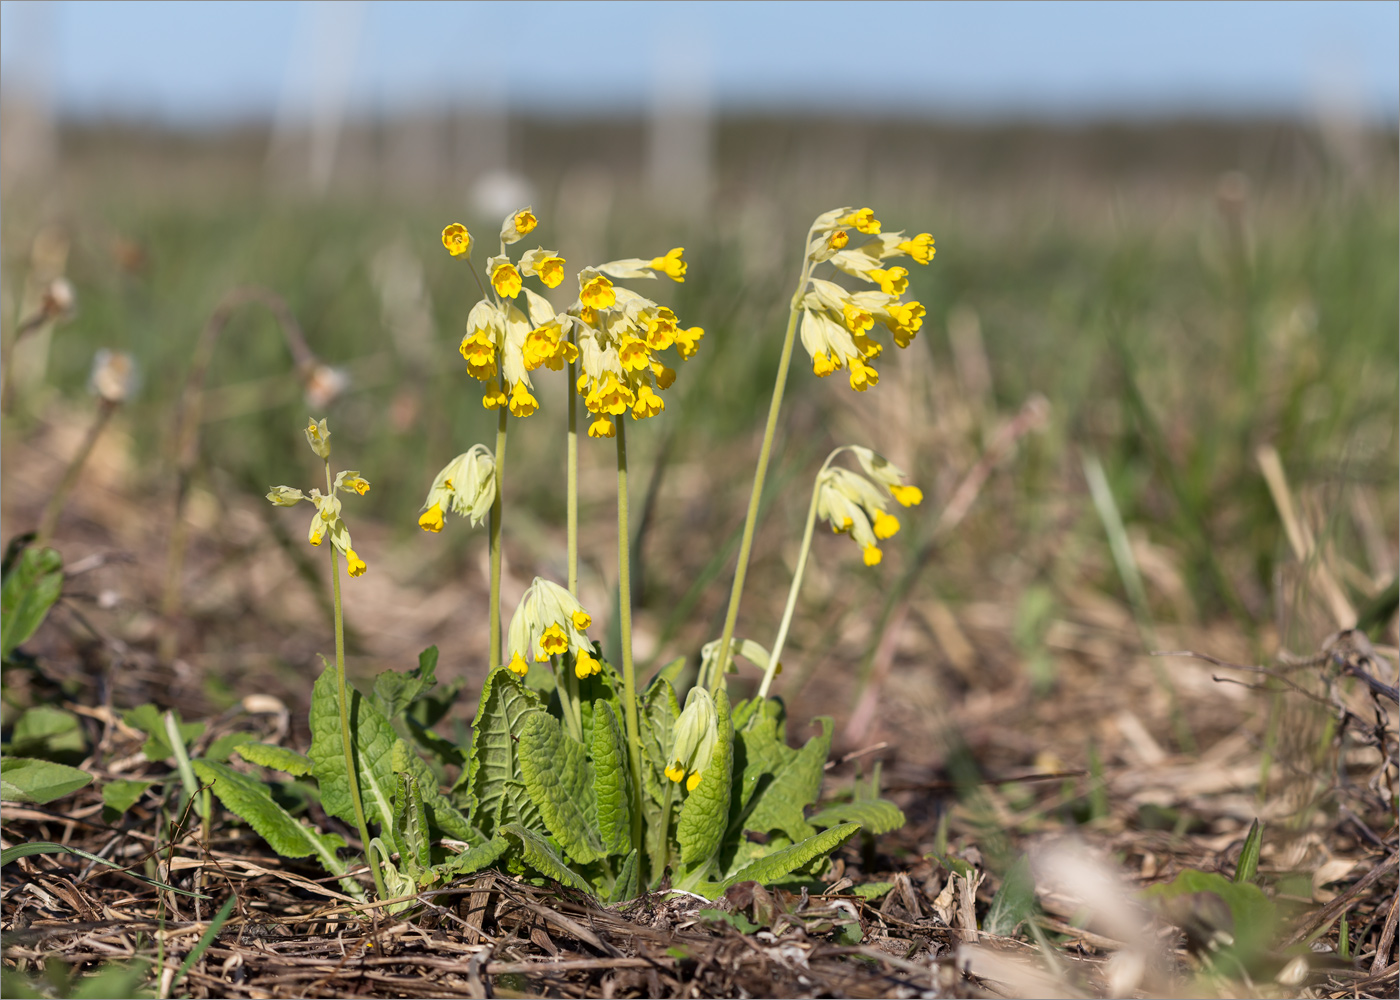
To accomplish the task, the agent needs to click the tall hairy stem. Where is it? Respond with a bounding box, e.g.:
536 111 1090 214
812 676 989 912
488 405 509 670
712 242 816 692
326 459 387 902
567 331 579 596
615 419 645 860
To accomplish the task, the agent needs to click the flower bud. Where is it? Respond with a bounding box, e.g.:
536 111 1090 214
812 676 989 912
305 418 331 460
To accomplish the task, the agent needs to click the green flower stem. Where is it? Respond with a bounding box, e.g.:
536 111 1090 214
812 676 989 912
759 447 847 699
651 778 675 878
614 418 645 859
35 399 118 546
559 656 584 743
488 405 509 670
712 237 817 692
326 460 388 903
567 329 579 596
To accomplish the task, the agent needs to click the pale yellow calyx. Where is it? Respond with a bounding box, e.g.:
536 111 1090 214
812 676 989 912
266 485 305 507
305 417 332 460
420 445 496 530
520 246 565 287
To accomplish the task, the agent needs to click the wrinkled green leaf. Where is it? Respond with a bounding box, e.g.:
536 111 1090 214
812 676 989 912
728 697 796 834
1234 818 1262 884
122 704 203 762
1 545 63 660
718 823 860 894
1 757 93 804
203 731 256 763
518 711 603 865
985 853 1036 936
372 646 438 722
500 823 592 894
436 835 510 879
236 742 314 777
392 771 432 873
638 678 681 810
101 779 155 817
608 849 639 904
6 705 86 762
743 716 832 843
808 798 905 835
309 665 474 843
461 667 544 833
677 685 733 871
191 759 362 898
577 658 625 752
591 702 632 856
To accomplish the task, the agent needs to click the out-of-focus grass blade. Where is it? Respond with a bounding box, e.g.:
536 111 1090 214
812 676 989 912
0 842 209 898
1233 818 1262 883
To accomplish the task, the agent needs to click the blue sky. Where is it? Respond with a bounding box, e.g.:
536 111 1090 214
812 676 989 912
2 1 1397 123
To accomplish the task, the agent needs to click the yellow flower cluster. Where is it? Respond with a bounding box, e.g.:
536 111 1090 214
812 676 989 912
565 252 701 439
417 444 495 534
505 578 599 677
815 447 923 567
266 419 371 576
442 208 573 419
799 207 935 391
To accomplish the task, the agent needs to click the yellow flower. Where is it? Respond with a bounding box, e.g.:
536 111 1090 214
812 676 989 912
442 223 472 257
574 647 601 679
674 326 704 359
346 548 368 577
812 351 840 377
589 415 616 438
652 362 676 389
848 358 879 391
305 417 331 460
538 623 569 660
418 502 445 533
886 300 925 348
491 261 523 299
619 336 651 372
863 545 883 566
632 384 664 419
873 511 900 539
891 484 923 507
869 266 909 296
572 609 592 630
459 331 498 379
513 208 537 237
827 230 849 250
686 772 702 792
580 273 616 310
649 247 687 282
520 247 566 287
508 380 539 418
842 302 874 334
508 652 529 676
347 477 370 496
841 208 881 234
645 308 678 350
664 762 686 783
897 232 936 264
482 380 507 409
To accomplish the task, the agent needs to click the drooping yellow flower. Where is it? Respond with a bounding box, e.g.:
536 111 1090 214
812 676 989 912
491 260 523 299
618 336 651 372
580 273 616 310
346 548 368 577
674 326 704 359
418 502 445 533
863 545 883 566
898 232 936 264
873 511 900 539
442 223 472 257
538 623 569 660
848 358 879 391
347 476 370 496
589 415 616 438
664 762 686 783
869 266 909 296
508 380 539 418
574 647 601 679
511 208 537 239
891 484 923 507
652 362 676 389
841 207 881 234
842 302 875 334
649 247 687 281
508 652 529 676
459 331 498 379
827 230 849 251
812 351 839 377
632 384 664 419
482 380 507 409
645 308 678 350
520 247 566 288
572 609 592 630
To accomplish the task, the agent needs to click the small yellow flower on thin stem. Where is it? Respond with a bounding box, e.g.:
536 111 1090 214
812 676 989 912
442 223 472 257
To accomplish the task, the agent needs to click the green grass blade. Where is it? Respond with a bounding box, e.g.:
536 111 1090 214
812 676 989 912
172 894 236 988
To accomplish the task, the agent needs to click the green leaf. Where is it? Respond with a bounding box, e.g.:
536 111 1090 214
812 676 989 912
808 798 905 835
851 881 894 901
5 706 86 762
677 686 733 871
1233 818 1262 884
1 757 93 804
728 698 796 833
1141 868 1277 961
101 779 155 817
461 667 544 833
236 742 314 777
590 702 632 857
192 760 357 894
743 716 832 843
436 835 510 879
518 711 604 865
577 658 625 753
70 960 153 1000
372 646 439 722
985 854 1036 936
718 823 860 894
392 771 432 873
699 907 761 934
203 731 256 763
607 849 639 904
309 665 474 843
122 704 203 762
645 655 687 692
500 823 592 894
638 678 681 810
0 842 208 898
1 545 63 661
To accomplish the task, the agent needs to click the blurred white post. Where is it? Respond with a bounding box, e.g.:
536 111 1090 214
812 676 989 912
266 0 364 198
647 21 713 221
